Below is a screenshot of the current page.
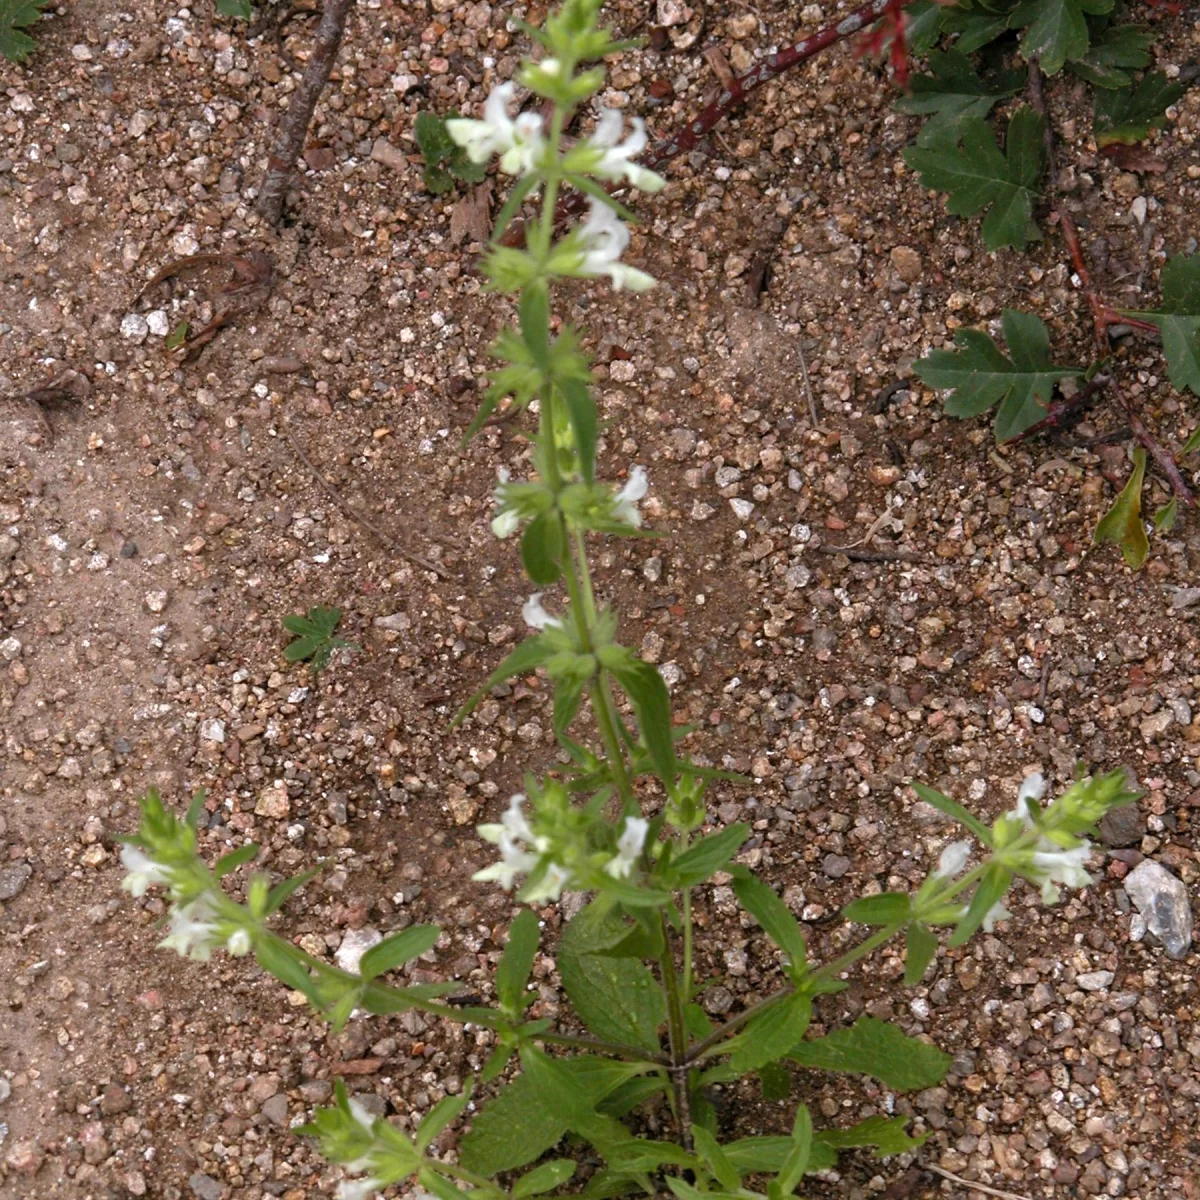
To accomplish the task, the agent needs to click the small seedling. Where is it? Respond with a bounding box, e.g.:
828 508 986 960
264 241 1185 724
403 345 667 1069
414 111 488 194
282 606 355 677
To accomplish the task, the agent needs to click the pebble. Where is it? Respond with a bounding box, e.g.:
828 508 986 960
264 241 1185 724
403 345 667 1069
1076 970 1114 992
890 245 922 282
1123 860 1193 959
0 863 32 900
120 313 150 342
143 590 169 613
255 781 290 819
335 927 383 974
189 1173 223 1200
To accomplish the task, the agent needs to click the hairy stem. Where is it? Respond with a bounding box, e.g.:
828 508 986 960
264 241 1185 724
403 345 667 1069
659 911 693 1149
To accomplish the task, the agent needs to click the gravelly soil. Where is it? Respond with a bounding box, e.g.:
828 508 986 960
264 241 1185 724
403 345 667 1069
1 2 1199 1198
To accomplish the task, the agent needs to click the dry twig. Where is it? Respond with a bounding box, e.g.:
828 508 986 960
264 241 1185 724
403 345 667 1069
283 424 452 579
924 1163 1034 1200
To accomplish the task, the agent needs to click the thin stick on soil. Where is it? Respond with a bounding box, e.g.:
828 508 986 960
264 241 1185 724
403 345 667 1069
283 424 453 579
797 336 818 428
1026 59 1194 507
923 1164 1034 1200
256 0 355 226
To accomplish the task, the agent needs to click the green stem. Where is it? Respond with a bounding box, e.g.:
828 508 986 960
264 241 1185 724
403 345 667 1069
659 911 693 1149
436 1160 504 1191
681 884 694 1004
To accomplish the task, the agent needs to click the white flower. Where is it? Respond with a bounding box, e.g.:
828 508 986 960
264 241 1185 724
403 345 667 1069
445 82 545 175
474 830 540 891
158 899 221 962
934 839 971 880
587 109 666 192
120 845 172 898
523 592 562 631
1030 843 1093 902
226 928 252 957
605 816 649 879
522 861 571 904
347 1097 377 1133
337 1179 382 1200
982 899 1011 932
613 466 649 527
1009 772 1046 825
576 200 656 292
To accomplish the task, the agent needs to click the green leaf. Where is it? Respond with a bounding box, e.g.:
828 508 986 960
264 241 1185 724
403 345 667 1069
416 1084 473 1152
729 994 813 1075
1094 71 1188 145
265 864 322 915
283 635 322 662
1154 497 1178 534
214 842 259 877
692 1127 741 1193
216 0 254 16
490 173 542 244
733 876 807 974
513 1160 577 1198
1069 23 1153 88
723 1137 794 1175
520 281 551 370
1009 0 1114 77
454 635 553 724
552 669 588 739
597 1074 668 1118
609 1140 699 1172
841 892 911 926
903 107 1046 251
424 164 455 195
1183 424 1200 456
913 308 1085 441
496 908 539 1016
896 51 1025 146
758 1060 792 1102
775 1104 813 1196
358 925 441 981
788 1016 952 1090
165 320 190 351
560 377 598 485
911 780 995 845
603 654 676 784
521 509 565 585
904 921 939 985
558 904 665 1053
946 4 1017 55
817 1113 927 1158
949 862 1013 946
1093 447 1149 569
255 936 319 1004
670 823 750 887
1123 254 1200 396
415 111 456 165
460 1057 643 1175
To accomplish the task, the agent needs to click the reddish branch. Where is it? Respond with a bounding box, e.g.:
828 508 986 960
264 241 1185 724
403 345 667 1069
502 0 900 245
256 0 355 226
1027 59 1194 507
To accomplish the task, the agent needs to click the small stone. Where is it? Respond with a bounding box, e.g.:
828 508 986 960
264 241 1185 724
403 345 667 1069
822 854 851 879
1098 803 1146 847
101 1082 132 1115
1076 970 1114 992
0 862 32 900
729 498 755 520
260 1093 289 1126
374 612 411 632
143 589 169 613
1169 586 1200 610
189 1173 224 1200
200 719 226 744
890 245 922 282
6 1141 44 1174
370 137 407 172
336 927 383 974
1123 859 1193 959
255 781 290 819
120 313 149 342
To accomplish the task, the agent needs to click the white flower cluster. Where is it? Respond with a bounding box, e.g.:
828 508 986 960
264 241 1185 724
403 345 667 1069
491 465 650 543
474 795 649 901
120 845 252 961
1006 772 1095 903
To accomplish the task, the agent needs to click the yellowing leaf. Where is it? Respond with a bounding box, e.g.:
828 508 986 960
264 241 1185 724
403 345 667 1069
1094 448 1149 569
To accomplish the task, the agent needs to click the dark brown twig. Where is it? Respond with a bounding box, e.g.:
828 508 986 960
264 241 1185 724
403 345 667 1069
1004 373 1111 445
502 0 898 246
1027 60 1194 507
283 424 453 578
256 0 355 226
816 546 926 564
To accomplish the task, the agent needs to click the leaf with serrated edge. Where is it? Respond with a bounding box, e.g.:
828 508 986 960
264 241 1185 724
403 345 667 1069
914 308 1085 440
896 51 1025 146
788 1016 952 1090
903 107 1046 251
1010 0 1114 77
1094 71 1188 146
1122 255 1200 396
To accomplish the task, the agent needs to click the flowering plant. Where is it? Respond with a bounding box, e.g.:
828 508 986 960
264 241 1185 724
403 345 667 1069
121 3 1138 1197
